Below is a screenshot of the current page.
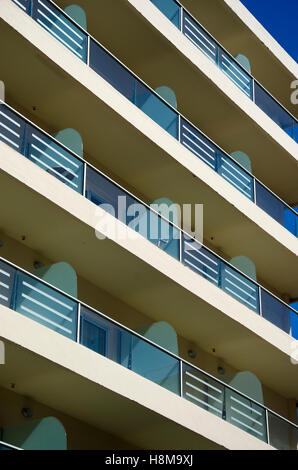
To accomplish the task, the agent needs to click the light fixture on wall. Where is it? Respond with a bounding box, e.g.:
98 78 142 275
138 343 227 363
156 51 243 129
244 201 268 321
188 349 196 359
217 366 226 375
21 408 33 418
33 261 44 269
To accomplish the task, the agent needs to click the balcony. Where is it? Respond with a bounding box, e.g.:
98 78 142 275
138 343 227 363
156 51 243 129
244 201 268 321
0 256 297 449
7 0 298 238
150 0 298 142
0 100 297 338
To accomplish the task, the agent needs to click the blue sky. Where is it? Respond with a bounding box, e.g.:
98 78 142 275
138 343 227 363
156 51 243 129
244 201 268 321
240 0 298 62
240 1 298 337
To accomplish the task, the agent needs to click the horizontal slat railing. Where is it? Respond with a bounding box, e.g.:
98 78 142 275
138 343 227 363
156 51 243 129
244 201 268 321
0 99 297 337
0 256 297 449
150 0 298 142
9 0 298 237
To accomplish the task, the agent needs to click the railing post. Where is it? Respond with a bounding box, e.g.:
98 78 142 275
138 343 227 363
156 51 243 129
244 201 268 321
253 177 257 204
76 302 81 343
86 34 90 66
178 113 181 143
179 5 183 32
265 409 270 445
252 78 255 103
179 360 183 397
258 286 263 317
82 161 87 197
179 231 183 263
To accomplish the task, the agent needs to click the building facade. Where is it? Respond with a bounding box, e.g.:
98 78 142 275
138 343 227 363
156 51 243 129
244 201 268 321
0 0 297 450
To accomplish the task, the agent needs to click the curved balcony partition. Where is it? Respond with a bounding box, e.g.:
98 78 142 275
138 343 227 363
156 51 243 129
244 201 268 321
10 0 298 237
150 0 298 142
0 256 297 449
0 100 297 337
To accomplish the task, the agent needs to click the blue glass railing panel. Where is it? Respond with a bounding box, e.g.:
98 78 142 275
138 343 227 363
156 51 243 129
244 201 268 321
222 265 259 313
135 81 178 138
183 362 267 441
0 103 26 153
225 388 267 442
12 0 31 13
0 103 84 193
217 150 254 201
182 235 220 286
89 39 135 101
182 12 217 64
31 0 88 61
181 119 254 200
0 260 16 309
254 82 296 140
183 363 225 417
151 0 180 28
89 40 179 139
268 412 298 450
85 165 180 260
12 271 78 339
80 306 180 394
25 124 84 193
260 289 291 334
182 234 260 313
218 48 252 99
255 182 297 237
181 118 217 170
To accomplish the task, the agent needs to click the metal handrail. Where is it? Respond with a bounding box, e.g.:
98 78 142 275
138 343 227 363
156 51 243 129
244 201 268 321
1 255 297 440
162 0 298 125
9 1 298 221
1 98 297 319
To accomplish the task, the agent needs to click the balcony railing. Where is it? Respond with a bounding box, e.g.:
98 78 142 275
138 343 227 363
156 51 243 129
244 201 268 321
0 100 297 338
150 0 298 142
0 440 22 450
9 0 298 238
0 256 297 449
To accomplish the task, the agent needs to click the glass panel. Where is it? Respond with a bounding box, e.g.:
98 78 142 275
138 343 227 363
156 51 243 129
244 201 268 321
218 48 252 98
221 264 259 313
254 82 295 139
182 12 217 64
182 234 220 286
135 81 178 138
260 289 291 334
182 363 224 418
225 389 267 442
25 124 84 193
268 412 298 450
0 260 16 309
150 0 181 28
31 0 88 61
0 443 19 451
12 0 31 14
80 306 180 394
0 103 26 153
284 207 298 238
12 271 78 340
256 182 297 237
89 39 135 102
218 151 254 200
85 166 180 260
180 118 217 170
